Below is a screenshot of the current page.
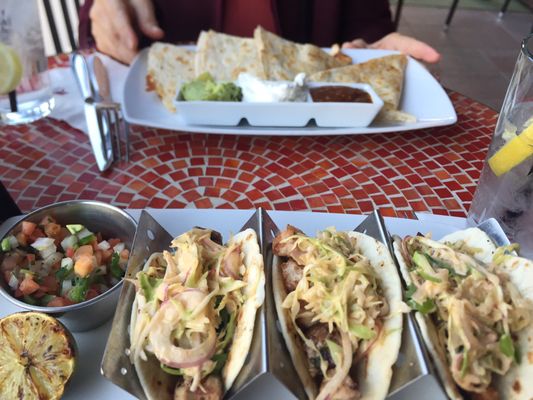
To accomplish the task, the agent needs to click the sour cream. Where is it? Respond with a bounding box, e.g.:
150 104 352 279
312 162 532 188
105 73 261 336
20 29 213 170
236 73 308 103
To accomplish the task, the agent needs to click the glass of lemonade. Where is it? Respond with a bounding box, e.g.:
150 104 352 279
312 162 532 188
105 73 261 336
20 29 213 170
0 0 54 124
468 34 533 257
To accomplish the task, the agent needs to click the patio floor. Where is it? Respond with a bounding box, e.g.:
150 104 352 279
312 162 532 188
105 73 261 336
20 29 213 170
396 5 532 110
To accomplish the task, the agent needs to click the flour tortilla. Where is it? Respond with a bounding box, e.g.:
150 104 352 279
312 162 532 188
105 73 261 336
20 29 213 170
393 228 533 400
130 229 265 399
195 30 266 81
254 26 351 81
273 231 403 400
146 42 196 113
309 54 415 123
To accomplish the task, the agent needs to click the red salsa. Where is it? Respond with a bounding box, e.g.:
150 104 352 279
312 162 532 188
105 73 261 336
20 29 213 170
310 86 372 103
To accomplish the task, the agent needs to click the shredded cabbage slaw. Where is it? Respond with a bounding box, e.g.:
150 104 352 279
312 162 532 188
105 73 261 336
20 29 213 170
402 235 532 394
129 228 247 395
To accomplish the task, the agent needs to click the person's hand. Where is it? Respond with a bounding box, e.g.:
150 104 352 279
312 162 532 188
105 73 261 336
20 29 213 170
343 32 441 64
89 0 164 64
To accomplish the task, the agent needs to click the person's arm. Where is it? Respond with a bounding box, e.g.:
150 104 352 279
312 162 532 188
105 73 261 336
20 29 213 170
83 0 164 64
343 33 441 64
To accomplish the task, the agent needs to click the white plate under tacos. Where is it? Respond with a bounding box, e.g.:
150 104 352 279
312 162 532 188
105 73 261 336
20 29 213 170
123 48 457 136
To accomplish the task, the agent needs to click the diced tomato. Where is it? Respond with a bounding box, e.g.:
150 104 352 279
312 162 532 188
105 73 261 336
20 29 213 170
26 254 36 263
19 277 40 296
41 276 59 293
50 261 61 272
74 255 95 278
16 232 28 247
44 223 61 238
91 239 99 251
47 296 69 307
22 221 37 236
94 250 103 266
74 245 93 261
66 247 75 258
14 289 23 298
108 238 120 248
101 249 113 263
86 289 99 300
29 228 45 242
33 290 46 299
120 249 130 260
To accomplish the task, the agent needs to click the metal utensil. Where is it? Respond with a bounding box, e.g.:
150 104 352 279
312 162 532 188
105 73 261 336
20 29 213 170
93 55 130 162
71 52 114 171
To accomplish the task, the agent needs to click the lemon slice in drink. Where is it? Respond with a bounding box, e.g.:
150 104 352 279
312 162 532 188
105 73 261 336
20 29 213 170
0 42 23 95
0 312 76 400
488 123 533 176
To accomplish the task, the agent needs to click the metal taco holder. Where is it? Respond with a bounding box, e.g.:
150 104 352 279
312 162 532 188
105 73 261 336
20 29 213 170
100 209 512 400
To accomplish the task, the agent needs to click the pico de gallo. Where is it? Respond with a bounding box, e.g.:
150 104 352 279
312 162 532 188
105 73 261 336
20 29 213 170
0 215 129 307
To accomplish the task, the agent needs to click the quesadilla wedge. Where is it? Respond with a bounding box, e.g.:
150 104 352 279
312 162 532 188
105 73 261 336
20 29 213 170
394 228 533 400
146 42 196 113
129 228 265 400
195 30 266 81
272 225 403 400
309 54 415 123
254 26 351 81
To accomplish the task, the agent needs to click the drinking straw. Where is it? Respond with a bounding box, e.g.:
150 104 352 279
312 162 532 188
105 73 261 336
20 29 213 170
8 90 17 112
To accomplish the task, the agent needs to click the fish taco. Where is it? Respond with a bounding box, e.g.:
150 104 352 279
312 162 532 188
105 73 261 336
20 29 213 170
394 228 533 400
128 227 265 399
272 225 404 400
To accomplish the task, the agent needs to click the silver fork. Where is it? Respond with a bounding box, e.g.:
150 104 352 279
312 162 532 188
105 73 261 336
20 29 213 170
93 56 130 162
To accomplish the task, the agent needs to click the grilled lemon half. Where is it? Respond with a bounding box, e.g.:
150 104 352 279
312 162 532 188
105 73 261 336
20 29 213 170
0 312 76 400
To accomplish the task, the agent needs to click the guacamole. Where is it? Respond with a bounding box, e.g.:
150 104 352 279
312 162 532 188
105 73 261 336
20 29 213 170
179 73 242 102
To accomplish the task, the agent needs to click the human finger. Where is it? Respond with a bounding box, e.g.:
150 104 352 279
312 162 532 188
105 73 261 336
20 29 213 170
92 18 137 64
100 0 138 50
130 0 164 39
370 33 441 64
341 39 368 49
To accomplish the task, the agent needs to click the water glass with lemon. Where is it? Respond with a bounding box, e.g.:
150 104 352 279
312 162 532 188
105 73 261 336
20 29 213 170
0 1 54 124
468 34 533 258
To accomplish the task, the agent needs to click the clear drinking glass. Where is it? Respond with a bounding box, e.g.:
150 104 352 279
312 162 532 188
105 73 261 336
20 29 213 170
468 34 533 257
0 0 54 124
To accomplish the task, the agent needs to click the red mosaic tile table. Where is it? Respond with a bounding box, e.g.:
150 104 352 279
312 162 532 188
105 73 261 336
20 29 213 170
0 89 497 218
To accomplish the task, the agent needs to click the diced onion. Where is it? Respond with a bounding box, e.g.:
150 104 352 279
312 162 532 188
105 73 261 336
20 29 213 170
8 274 18 289
77 228 93 240
61 235 78 251
61 280 73 295
61 257 73 270
44 252 63 267
95 265 107 275
40 245 57 260
8 236 18 249
31 237 55 251
113 243 125 254
97 240 111 251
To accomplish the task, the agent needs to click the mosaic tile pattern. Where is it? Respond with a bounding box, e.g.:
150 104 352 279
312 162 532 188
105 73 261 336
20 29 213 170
0 91 497 217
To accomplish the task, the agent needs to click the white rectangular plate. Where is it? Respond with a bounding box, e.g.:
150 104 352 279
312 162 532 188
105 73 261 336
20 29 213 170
123 47 457 136
0 209 467 400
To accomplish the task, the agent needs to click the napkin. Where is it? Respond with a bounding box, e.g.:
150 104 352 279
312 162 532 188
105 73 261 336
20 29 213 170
49 53 129 134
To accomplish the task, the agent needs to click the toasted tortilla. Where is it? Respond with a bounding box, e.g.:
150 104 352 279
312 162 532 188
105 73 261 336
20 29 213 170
146 42 196 113
309 54 415 123
254 26 351 81
273 231 403 400
195 30 266 81
130 229 265 399
393 228 533 400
